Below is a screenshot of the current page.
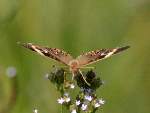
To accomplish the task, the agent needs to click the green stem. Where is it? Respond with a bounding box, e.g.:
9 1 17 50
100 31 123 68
61 105 63 113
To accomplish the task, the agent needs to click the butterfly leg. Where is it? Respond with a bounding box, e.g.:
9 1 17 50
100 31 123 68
79 70 91 86
72 72 75 80
80 66 95 69
64 71 67 82
59 66 68 69
52 65 68 69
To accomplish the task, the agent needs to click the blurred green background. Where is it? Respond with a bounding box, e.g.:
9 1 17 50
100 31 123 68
0 0 150 113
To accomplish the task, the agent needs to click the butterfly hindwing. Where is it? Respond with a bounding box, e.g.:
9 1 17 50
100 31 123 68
20 43 73 65
76 46 130 67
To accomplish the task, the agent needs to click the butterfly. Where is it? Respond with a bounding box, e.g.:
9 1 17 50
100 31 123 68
19 42 130 85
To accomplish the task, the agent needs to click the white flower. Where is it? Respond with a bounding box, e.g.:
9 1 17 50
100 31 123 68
33 109 38 113
44 73 49 79
94 98 105 108
87 88 93 93
63 93 71 102
75 100 80 106
70 84 75 89
99 99 105 105
65 97 71 102
64 93 69 97
94 103 100 108
85 95 93 101
71 109 77 113
81 104 87 111
57 98 65 104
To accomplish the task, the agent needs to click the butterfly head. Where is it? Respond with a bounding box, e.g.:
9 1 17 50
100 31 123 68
69 59 79 73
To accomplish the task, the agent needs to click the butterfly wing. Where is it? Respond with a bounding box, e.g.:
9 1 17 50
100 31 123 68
76 46 130 67
19 43 73 65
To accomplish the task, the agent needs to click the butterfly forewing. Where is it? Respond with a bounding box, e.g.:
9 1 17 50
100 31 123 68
20 43 73 65
76 46 130 67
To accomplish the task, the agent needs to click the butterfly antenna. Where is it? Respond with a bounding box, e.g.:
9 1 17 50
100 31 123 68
79 70 91 86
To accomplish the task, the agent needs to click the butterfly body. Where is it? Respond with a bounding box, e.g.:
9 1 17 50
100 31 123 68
69 59 80 73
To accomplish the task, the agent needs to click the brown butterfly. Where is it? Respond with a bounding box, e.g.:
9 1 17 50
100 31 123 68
19 42 130 85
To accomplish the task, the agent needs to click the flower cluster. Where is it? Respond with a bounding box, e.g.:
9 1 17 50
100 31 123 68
57 93 71 104
47 66 105 113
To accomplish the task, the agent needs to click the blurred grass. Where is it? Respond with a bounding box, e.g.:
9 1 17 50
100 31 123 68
0 0 150 113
